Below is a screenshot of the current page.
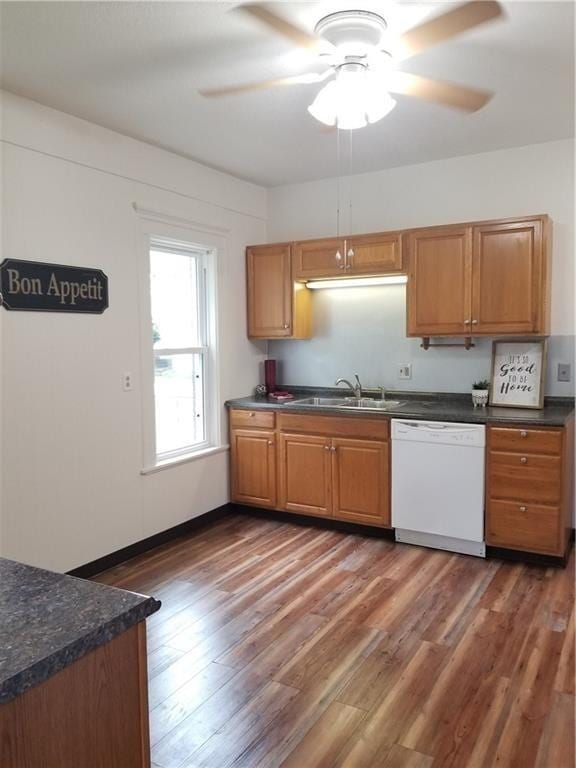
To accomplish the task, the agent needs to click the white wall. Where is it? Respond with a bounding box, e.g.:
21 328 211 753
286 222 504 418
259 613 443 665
1 92 267 572
268 140 575 396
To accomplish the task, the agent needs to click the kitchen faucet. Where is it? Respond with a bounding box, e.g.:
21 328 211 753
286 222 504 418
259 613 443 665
335 374 363 400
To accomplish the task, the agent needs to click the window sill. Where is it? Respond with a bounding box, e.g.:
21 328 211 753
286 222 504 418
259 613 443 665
141 444 229 475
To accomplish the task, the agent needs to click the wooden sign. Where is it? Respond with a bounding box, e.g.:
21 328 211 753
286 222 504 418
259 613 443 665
0 259 108 314
489 340 546 409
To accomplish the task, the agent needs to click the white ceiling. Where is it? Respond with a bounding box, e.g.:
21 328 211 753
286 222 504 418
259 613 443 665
1 1 574 187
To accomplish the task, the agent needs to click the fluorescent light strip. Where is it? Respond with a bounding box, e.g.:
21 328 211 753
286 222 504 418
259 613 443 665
306 276 408 290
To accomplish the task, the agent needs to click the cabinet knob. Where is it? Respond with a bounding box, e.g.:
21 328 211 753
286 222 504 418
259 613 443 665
471 319 478 325
520 431 528 438
519 505 527 512
331 446 337 452
268 440 273 446
249 412 255 417
464 319 471 325
520 457 528 464
283 323 289 329
324 445 330 451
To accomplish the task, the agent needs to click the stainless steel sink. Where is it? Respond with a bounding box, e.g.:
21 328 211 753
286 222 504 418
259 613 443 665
286 397 404 411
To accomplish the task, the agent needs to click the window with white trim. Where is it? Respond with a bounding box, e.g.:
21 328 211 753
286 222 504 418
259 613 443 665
148 239 214 462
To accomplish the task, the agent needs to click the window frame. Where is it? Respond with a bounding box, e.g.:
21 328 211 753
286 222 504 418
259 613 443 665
137 219 222 472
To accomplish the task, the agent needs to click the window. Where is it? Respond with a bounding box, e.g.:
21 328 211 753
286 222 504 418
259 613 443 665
148 240 214 462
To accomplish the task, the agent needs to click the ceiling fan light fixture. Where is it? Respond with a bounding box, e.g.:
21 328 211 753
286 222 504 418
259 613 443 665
307 67 396 130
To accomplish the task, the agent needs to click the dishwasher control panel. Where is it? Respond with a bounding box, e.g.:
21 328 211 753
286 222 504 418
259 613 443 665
392 419 486 447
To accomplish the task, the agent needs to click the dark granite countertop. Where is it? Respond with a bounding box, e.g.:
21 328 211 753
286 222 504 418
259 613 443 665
226 387 574 427
0 558 160 704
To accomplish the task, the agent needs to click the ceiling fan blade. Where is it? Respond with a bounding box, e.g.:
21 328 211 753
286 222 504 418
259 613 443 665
199 71 331 98
388 71 493 112
236 3 329 51
398 1 503 58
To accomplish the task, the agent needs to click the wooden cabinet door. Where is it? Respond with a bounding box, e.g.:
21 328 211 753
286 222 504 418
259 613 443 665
406 226 472 336
279 433 332 517
472 219 544 334
347 232 403 275
331 439 390 526
231 429 276 508
293 238 345 279
247 243 292 338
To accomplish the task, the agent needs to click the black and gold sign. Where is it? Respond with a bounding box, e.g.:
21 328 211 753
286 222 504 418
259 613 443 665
0 259 109 314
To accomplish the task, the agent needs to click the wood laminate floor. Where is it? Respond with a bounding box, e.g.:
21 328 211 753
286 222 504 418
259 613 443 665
95 513 575 768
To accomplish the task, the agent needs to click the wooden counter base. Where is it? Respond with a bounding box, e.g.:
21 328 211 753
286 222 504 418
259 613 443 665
0 623 151 768
229 409 574 562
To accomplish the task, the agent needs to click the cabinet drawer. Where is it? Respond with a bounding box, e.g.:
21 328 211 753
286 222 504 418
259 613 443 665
488 451 562 504
489 427 561 456
487 499 560 555
277 413 389 441
230 409 275 429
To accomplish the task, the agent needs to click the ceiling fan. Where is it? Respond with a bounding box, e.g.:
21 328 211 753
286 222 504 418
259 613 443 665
199 1 504 130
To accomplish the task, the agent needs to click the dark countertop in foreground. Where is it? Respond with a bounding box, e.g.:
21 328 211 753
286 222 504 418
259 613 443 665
226 388 574 427
0 558 160 704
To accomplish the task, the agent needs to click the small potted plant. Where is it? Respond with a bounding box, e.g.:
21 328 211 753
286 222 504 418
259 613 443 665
472 379 490 408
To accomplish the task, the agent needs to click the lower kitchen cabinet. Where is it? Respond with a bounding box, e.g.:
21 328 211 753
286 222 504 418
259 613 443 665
278 433 332 517
332 438 389 525
231 410 390 528
230 428 276 508
230 409 573 559
486 421 574 557
278 433 390 525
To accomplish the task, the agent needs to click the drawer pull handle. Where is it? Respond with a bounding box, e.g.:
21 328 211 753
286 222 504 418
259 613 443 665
519 506 527 512
520 430 528 437
520 457 528 464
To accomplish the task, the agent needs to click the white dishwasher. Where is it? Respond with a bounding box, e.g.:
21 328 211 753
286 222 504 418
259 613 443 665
391 419 486 557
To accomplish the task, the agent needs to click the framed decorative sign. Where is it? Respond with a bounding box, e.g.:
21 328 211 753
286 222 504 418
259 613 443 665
489 340 546 409
0 259 108 314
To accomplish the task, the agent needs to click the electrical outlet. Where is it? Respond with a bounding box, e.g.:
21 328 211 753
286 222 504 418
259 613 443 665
122 372 134 391
398 364 412 380
557 363 571 383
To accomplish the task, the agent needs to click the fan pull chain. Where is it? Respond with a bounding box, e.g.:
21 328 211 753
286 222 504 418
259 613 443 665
347 129 354 267
335 127 343 268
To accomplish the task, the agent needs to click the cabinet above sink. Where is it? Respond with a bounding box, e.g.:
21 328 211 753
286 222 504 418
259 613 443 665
292 232 404 280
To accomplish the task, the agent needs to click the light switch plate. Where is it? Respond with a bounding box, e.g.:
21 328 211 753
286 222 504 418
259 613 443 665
557 363 571 383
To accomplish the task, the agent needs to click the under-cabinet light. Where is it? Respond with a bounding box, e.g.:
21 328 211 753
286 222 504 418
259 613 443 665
306 276 407 290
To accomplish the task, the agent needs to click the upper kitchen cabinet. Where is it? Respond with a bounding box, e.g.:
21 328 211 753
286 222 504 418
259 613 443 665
407 215 551 337
346 231 404 276
471 217 550 335
406 225 472 336
247 243 311 339
293 237 345 279
293 232 404 279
